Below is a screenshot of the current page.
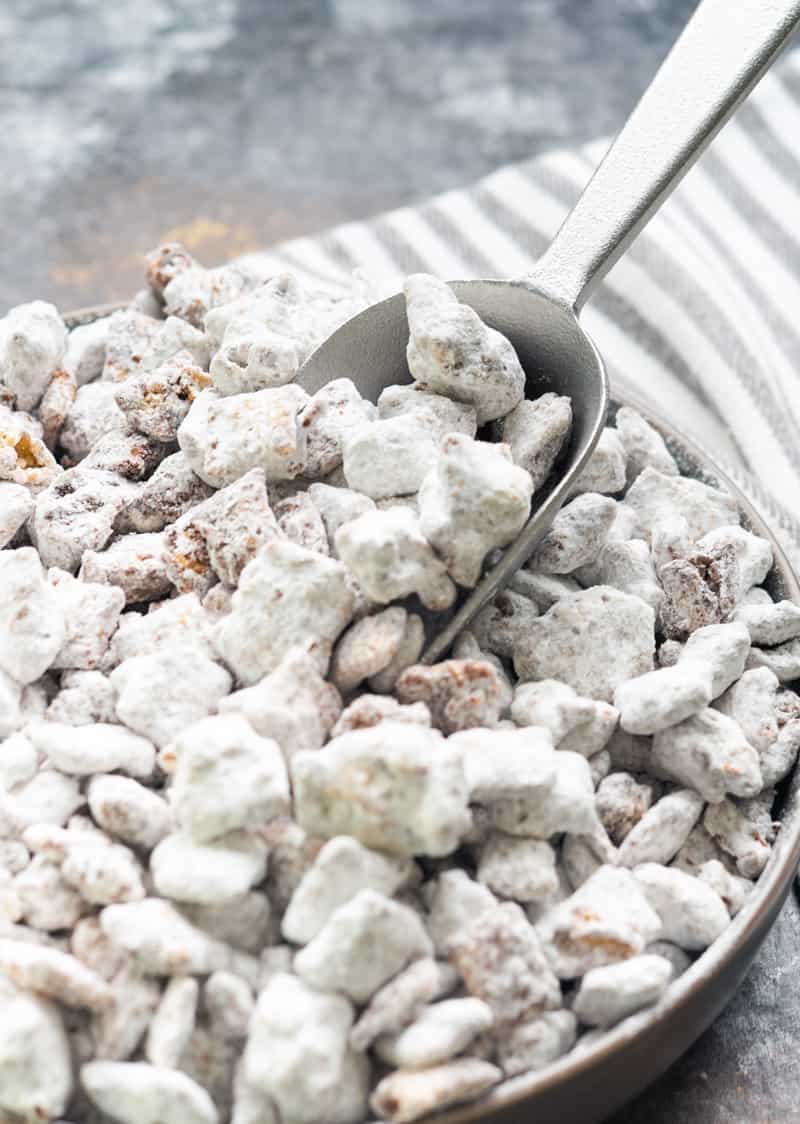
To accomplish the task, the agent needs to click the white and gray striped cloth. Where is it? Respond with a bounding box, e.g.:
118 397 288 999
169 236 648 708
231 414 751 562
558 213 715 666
244 48 800 568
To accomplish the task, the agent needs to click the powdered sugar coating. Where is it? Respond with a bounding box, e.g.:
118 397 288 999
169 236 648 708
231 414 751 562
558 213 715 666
0 253 794 1124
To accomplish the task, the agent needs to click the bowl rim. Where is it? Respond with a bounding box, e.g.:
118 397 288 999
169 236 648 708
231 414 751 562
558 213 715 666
63 305 800 1124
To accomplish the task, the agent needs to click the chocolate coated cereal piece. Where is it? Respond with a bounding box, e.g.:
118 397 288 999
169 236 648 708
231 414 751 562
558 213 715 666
502 391 572 491
614 406 678 484
220 647 341 759
404 274 525 424
651 708 761 803
514 586 655 702
572 954 672 1027
292 723 470 857
633 863 729 950
371 1058 501 1124
336 506 456 611
448 901 560 1024
569 428 627 496
396 659 511 734
537 865 661 978
213 540 355 683
418 433 533 588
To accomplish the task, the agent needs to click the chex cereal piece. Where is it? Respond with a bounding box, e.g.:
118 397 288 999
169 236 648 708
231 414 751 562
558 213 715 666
501 391 572 491
0 480 34 546
572 954 673 1027
115 349 212 442
614 662 713 735
514 586 655 702
336 506 456 611
32 468 138 571
418 433 533 588
275 490 330 554
614 406 678 483
87 775 172 851
49 569 125 671
0 403 62 488
617 789 705 867
106 594 216 669
0 975 72 1121
100 898 238 976
476 834 558 902
695 525 772 603
213 540 355 683
569 428 626 496
375 997 493 1069
0 300 66 411
63 315 109 385
497 1009 577 1077
424 869 498 957
471 590 540 661
625 467 740 543
350 959 452 1052
396 659 511 733
163 467 279 595
150 830 268 905
0 939 113 1010
168 714 289 841
536 865 661 978
343 415 439 500
404 273 525 424
145 976 199 1069
220 647 341 758
703 798 773 878
530 493 616 574
330 608 410 694
282 835 415 944
595 772 654 846
575 537 663 613
294 889 432 1003
80 531 172 604
0 547 65 684
110 647 232 748
371 1059 501 1124
292 722 470 857
633 863 729 950
26 720 155 778
241 972 368 1124
116 451 214 533
447 901 560 1024
204 971 254 1040
81 1060 218 1124
651 708 761 803
735 598 800 646
61 382 127 463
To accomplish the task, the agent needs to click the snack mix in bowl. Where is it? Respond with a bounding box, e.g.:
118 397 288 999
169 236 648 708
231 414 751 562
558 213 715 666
0 245 798 1124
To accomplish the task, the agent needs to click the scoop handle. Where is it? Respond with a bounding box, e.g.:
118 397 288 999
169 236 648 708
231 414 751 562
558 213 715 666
524 0 800 311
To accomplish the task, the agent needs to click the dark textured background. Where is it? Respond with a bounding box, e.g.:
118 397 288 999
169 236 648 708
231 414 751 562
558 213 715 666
5 2 800 1121
2 0 699 311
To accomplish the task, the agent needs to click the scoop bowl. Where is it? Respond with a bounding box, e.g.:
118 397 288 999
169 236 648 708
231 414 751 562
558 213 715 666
298 279 609 662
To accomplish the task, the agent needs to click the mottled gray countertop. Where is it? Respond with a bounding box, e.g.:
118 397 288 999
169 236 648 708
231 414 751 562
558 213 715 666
4 1 800 1121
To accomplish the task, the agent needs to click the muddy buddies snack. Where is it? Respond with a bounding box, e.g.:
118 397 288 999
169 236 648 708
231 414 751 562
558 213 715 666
0 248 797 1124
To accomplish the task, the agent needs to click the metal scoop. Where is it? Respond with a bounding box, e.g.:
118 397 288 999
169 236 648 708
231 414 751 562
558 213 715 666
299 0 800 663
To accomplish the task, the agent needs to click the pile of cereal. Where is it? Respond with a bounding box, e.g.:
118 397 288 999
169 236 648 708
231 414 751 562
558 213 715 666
0 245 798 1124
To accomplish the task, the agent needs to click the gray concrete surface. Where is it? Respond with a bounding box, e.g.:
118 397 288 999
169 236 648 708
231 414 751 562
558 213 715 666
4 2 800 1122
1 0 697 311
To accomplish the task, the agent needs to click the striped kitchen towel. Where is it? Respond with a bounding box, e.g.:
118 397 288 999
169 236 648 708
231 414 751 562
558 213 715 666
242 46 800 572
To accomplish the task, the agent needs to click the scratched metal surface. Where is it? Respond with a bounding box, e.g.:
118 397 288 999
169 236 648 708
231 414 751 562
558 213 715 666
5 2 800 1122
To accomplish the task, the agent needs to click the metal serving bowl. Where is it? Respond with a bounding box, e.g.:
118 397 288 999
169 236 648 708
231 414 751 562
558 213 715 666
65 306 800 1124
